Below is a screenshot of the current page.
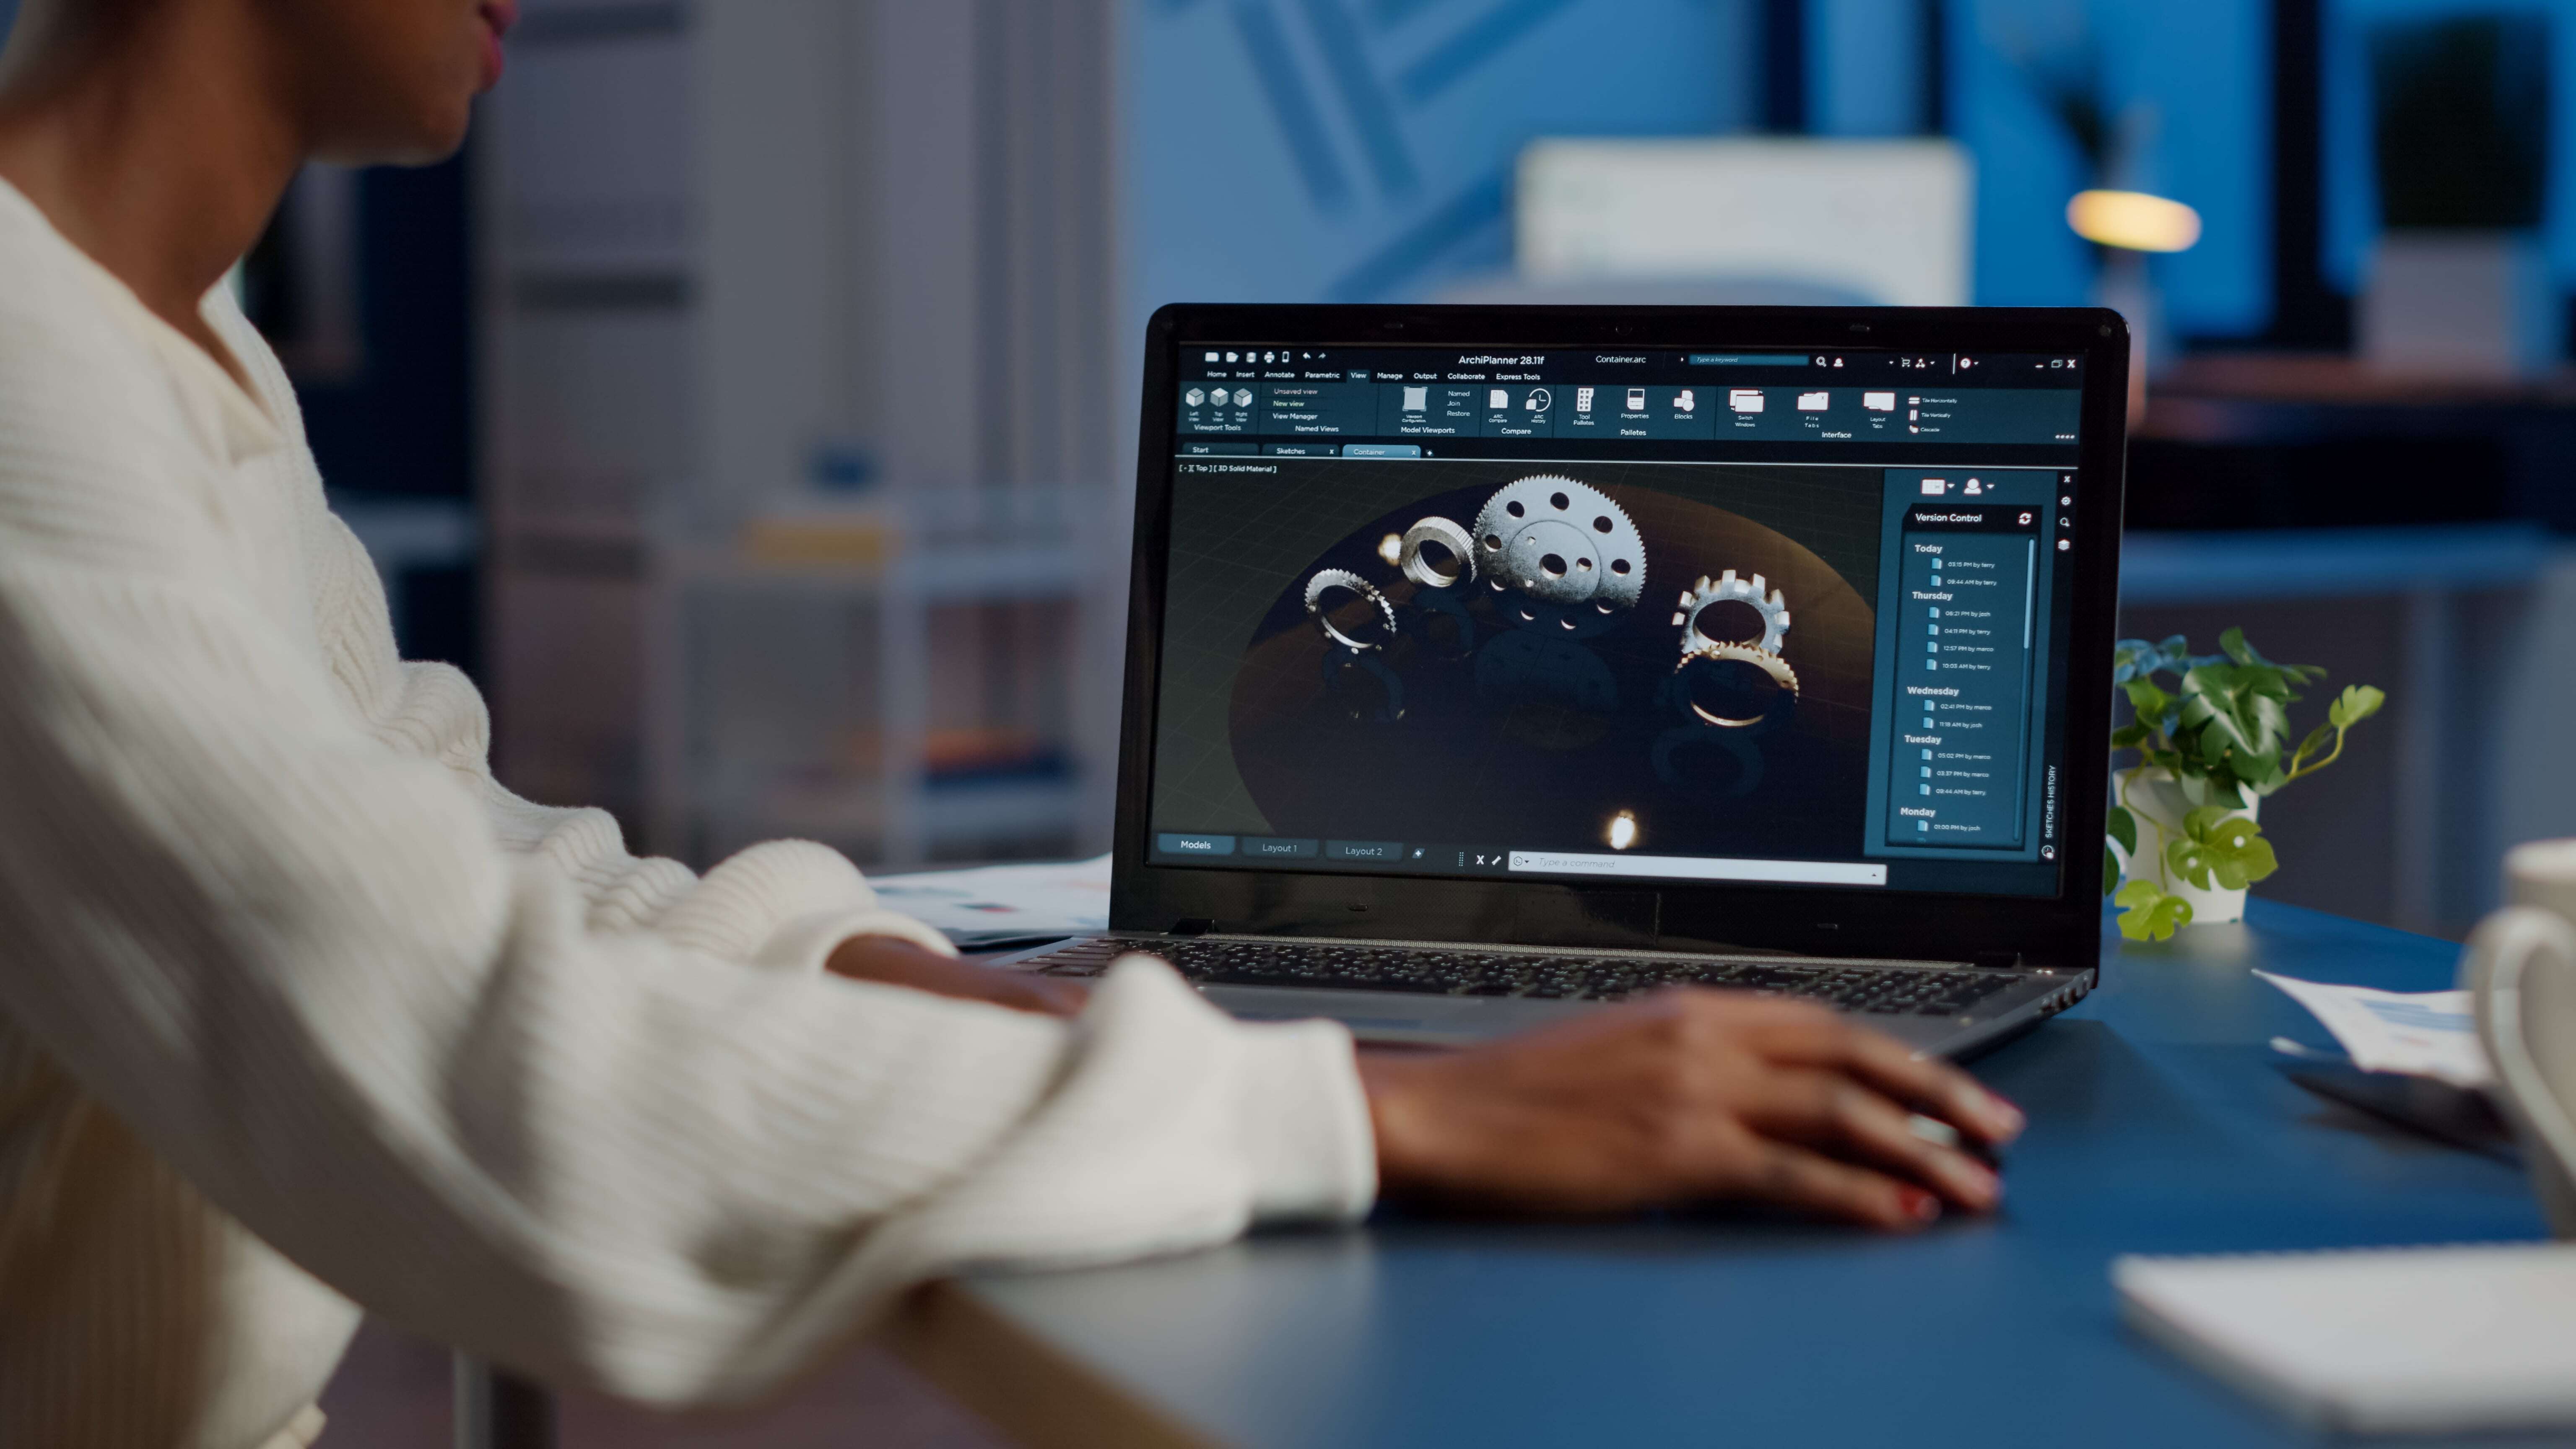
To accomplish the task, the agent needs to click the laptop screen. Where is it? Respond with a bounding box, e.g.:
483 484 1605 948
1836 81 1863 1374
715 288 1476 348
1145 343 2090 899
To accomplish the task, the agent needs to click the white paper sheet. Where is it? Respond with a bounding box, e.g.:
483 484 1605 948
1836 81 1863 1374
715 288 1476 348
2116 1243 2576 1433
2254 971 2492 1088
868 854 1111 948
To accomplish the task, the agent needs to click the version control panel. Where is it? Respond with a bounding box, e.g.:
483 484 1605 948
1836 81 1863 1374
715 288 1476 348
1863 469 2067 864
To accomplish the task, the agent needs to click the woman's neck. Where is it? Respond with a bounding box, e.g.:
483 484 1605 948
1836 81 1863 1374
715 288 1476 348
0 0 303 372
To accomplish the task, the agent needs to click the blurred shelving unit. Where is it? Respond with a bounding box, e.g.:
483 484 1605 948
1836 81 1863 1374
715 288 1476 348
2133 353 2576 532
478 0 1121 869
655 505 1100 868
2122 352 2576 936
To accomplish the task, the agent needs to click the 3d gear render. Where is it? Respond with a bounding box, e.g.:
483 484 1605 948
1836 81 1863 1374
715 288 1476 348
1298 477 1801 787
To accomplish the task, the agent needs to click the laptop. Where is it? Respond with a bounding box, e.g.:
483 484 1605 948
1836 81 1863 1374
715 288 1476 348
1007 304 2127 1057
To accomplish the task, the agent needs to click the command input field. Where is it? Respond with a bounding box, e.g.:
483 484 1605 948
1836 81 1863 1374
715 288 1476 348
1508 852 1888 886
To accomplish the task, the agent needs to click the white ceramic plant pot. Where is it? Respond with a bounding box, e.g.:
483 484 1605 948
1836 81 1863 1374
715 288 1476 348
2114 768 2259 927
2361 230 2558 381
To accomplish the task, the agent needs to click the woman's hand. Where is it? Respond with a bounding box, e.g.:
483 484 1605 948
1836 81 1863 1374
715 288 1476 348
1357 990 2023 1228
825 935 1089 1018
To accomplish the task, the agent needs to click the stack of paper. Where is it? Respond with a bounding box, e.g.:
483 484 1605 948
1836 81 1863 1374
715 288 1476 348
2257 971 2492 1088
867 854 1111 949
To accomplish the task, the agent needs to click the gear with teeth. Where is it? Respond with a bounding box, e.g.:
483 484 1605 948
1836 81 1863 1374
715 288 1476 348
1673 641 1801 727
1304 569 1396 652
1472 476 1645 613
1399 516 1477 589
1674 569 1791 658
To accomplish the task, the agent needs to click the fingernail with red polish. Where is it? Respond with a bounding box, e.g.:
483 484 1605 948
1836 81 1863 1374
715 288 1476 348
1900 1188 1942 1223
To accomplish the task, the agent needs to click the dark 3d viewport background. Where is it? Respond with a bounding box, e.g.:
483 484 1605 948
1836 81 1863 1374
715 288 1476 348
1224 473 1877 862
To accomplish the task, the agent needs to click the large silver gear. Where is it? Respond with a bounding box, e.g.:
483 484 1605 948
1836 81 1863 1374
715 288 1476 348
1472 476 1645 613
1304 568 1396 652
1673 570 1791 658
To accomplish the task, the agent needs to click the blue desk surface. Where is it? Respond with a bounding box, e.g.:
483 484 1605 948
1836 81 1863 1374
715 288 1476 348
911 903 2558 1449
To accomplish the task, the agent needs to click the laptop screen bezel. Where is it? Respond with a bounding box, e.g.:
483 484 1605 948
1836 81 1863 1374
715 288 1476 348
1112 304 2128 970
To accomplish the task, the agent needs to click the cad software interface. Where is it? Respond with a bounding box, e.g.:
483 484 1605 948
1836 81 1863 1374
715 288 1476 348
1146 343 2089 897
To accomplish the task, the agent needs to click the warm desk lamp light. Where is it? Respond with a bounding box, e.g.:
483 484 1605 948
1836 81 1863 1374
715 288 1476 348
2065 189 2203 253
2068 190 2199 421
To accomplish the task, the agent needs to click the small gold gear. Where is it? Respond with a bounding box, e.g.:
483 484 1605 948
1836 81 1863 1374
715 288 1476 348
1674 641 1800 727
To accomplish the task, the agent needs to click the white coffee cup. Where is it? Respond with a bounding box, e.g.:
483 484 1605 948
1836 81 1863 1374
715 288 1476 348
2461 839 2576 1237
2504 839 2576 922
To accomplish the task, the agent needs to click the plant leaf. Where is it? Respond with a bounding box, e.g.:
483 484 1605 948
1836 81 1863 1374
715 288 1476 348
2154 894 2195 937
2200 815 2280 888
2103 846 2121 897
2196 725 2232 766
2107 805 2138 856
2175 769 2246 812
2180 662 2293 762
2165 813 2278 891
2328 683 2387 730
2153 892 2194 938
2239 745 2284 791
2114 880 2194 941
2123 678 2174 722
2110 722 2152 750
2214 628 2322 684
2166 836 2213 889
2116 635 2197 682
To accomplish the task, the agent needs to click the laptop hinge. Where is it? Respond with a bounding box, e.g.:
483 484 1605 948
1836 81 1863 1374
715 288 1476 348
1166 918 1218 937
1972 950 2023 972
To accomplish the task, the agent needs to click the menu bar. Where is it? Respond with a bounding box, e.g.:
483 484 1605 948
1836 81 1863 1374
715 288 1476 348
1186 347 2084 388
1178 377 2078 447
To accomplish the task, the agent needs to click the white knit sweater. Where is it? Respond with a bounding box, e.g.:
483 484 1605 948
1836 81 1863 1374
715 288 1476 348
0 178 1374 1449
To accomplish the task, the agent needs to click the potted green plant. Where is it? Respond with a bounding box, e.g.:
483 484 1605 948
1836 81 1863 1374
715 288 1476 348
2106 629 2386 941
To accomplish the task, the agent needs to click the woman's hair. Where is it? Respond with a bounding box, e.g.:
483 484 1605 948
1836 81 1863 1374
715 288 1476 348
0 0 158 94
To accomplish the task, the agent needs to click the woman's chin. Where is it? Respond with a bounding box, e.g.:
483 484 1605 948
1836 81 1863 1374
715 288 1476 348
312 101 475 167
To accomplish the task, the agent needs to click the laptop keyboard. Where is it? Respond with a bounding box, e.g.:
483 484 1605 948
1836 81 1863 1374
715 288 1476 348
1020 937 2021 1016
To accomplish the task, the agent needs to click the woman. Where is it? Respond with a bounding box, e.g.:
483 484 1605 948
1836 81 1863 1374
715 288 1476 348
0 3 2020 1446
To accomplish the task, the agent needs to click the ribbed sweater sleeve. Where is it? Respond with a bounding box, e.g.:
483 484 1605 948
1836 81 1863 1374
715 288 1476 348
0 259 1374 1408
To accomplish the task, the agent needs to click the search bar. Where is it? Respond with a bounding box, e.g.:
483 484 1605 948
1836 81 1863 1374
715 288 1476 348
1686 353 1813 366
1509 851 1888 886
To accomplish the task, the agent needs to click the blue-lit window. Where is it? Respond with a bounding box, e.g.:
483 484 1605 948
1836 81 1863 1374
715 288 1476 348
1935 0 2270 336
1126 0 1759 307
2322 0 2573 293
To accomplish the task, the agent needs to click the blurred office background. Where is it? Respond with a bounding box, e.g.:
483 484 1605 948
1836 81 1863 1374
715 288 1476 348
5 0 2574 948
